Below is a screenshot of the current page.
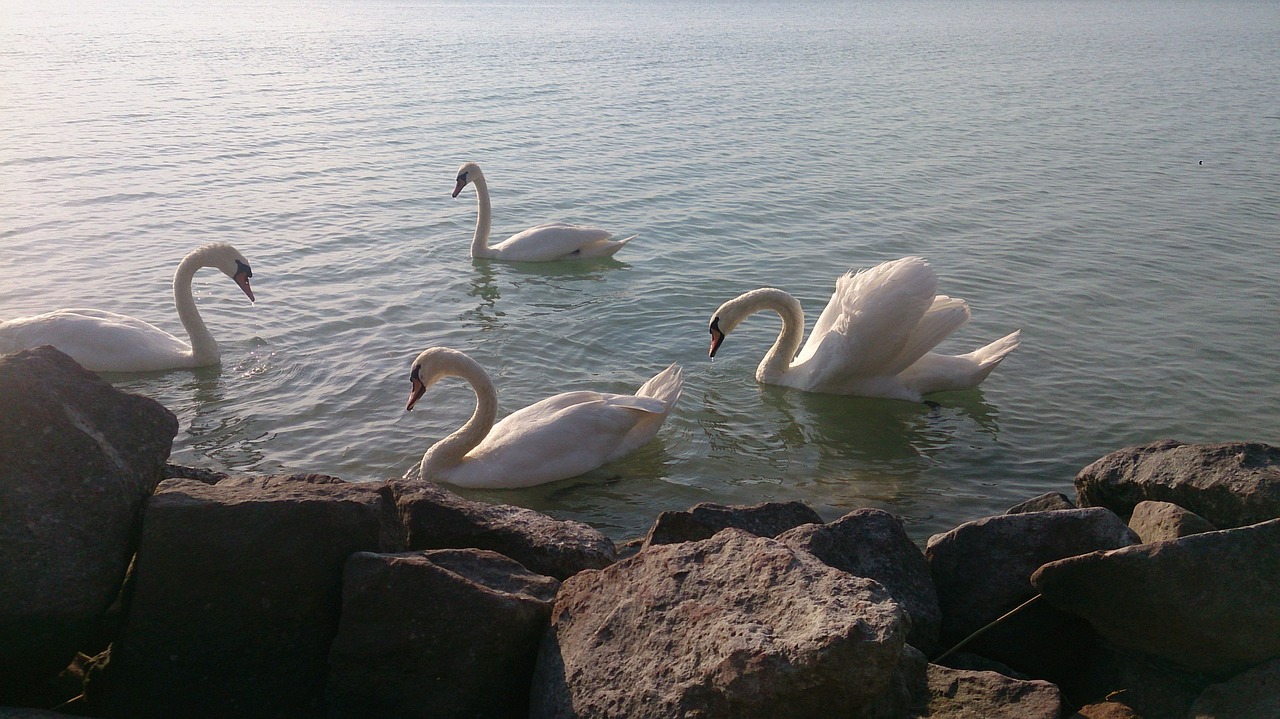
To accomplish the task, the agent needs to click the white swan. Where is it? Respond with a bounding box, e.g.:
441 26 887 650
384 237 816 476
452 162 634 261
707 256 1020 402
404 347 682 488
0 243 255 373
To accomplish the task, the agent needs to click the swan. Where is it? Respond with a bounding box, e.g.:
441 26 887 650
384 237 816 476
0 242 255 373
707 256 1021 402
452 162 634 261
404 347 682 488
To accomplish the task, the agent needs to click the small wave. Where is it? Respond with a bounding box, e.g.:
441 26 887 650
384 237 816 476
0 155 74 168
61 192 165 207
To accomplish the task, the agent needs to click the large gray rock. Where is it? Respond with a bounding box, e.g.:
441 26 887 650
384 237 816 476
328 549 559 719
90 474 402 718
1031 518 1280 677
1127 500 1216 543
926 508 1138 681
778 508 941 655
391 481 615 580
0 346 178 697
641 500 822 549
531 528 917 719
1188 657 1280 719
911 664 1062 718
1076 440 1280 528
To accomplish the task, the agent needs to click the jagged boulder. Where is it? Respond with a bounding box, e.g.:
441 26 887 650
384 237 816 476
641 500 822 549
778 508 941 655
531 528 919 718
1127 500 1216 543
391 480 615 580
1031 518 1280 677
0 346 177 698
1005 491 1076 514
327 549 559 719
926 508 1138 681
911 664 1062 718
1076 440 1280 528
89 474 402 718
1188 657 1280 719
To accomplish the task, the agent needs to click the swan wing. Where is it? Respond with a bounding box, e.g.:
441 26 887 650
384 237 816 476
455 390 666 488
491 223 625 261
792 257 938 378
0 309 193 372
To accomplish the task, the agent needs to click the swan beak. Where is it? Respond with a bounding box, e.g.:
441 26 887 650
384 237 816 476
451 174 467 198
709 322 726 358
406 376 426 411
234 271 256 303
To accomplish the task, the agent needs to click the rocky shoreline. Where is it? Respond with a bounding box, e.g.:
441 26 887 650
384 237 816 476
2 346 1277 718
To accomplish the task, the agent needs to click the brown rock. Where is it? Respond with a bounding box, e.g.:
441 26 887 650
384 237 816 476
0 346 177 698
1188 657 1280 719
1032 518 1280 676
1005 491 1077 514
779 508 941 654
926 508 1137 680
328 549 559 719
531 529 917 718
641 500 822 548
1075 440 1280 528
90 474 401 718
912 664 1062 718
1127 500 1216 543
392 480 615 580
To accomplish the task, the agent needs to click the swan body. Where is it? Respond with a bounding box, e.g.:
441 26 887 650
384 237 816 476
405 347 682 488
452 162 634 261
708 256 1020 402
0 243 255 373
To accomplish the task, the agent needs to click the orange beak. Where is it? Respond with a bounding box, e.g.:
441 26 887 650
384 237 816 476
406 376 426 411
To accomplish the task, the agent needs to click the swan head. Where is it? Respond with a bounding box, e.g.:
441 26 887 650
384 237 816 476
405 347 479 411
452 162 483 198
707 291 760 358
199 243 255 302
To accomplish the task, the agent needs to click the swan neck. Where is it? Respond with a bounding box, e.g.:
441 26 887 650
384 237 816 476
420 363 499 479
469 174 494 258
173 252 217 364
752 290 805 382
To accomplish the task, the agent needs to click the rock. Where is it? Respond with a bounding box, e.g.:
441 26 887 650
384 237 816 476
641 500 822 548
1127 500 1216 543
778 508 941 654
327 549 559 719
89 474 402 718
1031 518 1280 677
530 528 917 719
1005 491 1076 514
926 508 1138 681
1075 440 1280 528
1188 657 1280 719
1060 641 1209 719
934 652 1029 680
1069 701 1142 719
911 664 1062 718
392 481 615 580
0 346 178 698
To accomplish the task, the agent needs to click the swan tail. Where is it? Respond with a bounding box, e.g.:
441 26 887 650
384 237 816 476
596 234 636 258
966 329 1022 379
636 362 683 412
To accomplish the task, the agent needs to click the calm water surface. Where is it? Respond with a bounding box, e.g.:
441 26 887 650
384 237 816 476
2 0 1277 542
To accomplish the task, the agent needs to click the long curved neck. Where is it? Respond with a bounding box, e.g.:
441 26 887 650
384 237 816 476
420 360 499 480
737 289 805 383
173 251 217 364
469 174 494 259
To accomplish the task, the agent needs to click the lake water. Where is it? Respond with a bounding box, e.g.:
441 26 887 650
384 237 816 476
2 0 1277 543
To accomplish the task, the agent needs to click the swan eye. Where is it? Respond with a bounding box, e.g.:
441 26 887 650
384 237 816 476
709 317 721 334
456 172 467 184
235 259 252 278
